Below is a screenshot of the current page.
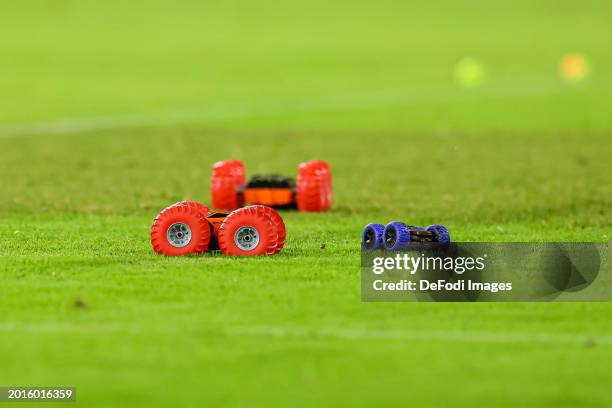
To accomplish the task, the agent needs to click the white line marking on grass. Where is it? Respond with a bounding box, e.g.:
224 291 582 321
229 325 612 346
0 105 257 138
0 322 139 334
1 321 609 346
0 76 563 138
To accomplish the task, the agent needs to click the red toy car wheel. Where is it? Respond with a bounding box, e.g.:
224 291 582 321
217 205 283 256
296 160 332 212
150 204 211 256
310 160 332 209
265 206 286 253
169 200 210 217
211 160 246 210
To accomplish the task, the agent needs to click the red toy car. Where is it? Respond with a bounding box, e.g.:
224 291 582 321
211 160 332 212
150 201 285 256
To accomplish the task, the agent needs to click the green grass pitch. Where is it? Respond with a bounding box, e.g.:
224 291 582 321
1 1 612 407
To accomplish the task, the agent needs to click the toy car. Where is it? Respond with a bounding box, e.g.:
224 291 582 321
362 222 451 250
211 159 332 212
150 201 286 256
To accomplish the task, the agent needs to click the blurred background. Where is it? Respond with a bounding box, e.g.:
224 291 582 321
1 0 610 133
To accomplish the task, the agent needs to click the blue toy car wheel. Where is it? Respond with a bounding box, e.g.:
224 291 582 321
426 224 451 244
361 224 385 250
383 222 411 250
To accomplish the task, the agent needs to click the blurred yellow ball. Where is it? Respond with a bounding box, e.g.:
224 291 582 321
560 53 590 83
454 57 487 88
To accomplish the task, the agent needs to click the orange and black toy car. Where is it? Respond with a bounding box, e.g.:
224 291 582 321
150 201 285 256
211 159 332 212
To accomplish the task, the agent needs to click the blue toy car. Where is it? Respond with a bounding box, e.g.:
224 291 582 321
361 222 451 250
